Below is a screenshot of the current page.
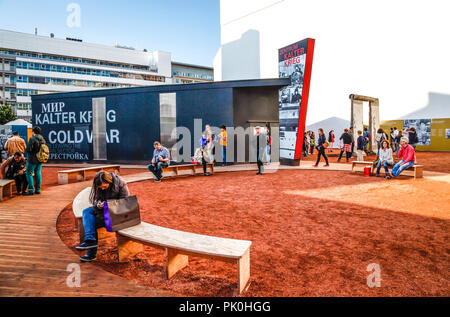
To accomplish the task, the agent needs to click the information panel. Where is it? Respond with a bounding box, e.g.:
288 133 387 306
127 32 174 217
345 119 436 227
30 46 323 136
278 38 315 163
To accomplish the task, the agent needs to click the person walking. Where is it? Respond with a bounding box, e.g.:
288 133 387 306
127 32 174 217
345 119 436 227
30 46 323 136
75 171 129 262
205 124 216 164
265 128 272 165
303 132 309 157
375 128 388 155
337 128 352 162
394 130 403 157
408 127 419 149
310 132 316 155
356 130 367 161
376 140 394 178
390 128 396 153
23 126 46 196
328 130 335 152
198 133 211 176
4 131 26 157
255 126 265 175
349 127 355 158
313 128 329 167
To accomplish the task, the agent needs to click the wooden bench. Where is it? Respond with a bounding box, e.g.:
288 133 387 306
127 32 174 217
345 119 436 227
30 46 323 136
351 161 375 174
58 165 120 184
352 161 424 178
161 163 214 178
72 186 252 294
0 179 14 202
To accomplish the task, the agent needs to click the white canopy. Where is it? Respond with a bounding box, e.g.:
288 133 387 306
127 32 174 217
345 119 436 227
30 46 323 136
4 119 32 128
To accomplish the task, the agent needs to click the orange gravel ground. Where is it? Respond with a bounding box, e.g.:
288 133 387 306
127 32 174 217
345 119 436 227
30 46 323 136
57 168 450 297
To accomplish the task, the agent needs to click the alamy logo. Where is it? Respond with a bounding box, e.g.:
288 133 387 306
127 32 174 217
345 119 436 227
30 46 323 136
66 263 81 288
66 3 81 28
366 263 381 288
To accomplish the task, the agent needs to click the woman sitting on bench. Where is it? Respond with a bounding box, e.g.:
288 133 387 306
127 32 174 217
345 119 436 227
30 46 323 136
376 140 394 179
76 171 129 262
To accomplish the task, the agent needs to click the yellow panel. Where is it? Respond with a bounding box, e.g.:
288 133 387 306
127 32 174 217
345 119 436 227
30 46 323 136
381 118 450 152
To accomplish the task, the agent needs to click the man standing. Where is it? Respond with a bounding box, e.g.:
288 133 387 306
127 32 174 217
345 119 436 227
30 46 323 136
218 125 227 166
390 137 416 178
5 131 26 157
255 126 265 175
147 141 170 182
349 127 355 158
23 126 46 196
1 152 28 195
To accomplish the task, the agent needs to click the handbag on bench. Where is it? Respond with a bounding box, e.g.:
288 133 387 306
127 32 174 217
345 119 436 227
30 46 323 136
104 195 141 232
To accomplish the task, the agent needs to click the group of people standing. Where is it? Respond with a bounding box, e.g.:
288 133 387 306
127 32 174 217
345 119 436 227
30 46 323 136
0 127 47 195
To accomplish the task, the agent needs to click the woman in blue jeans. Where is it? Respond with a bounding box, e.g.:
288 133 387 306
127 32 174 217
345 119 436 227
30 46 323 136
76 171 129 262
376 140 394 179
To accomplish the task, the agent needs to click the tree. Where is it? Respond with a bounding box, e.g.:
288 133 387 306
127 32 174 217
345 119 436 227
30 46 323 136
0 103 17 125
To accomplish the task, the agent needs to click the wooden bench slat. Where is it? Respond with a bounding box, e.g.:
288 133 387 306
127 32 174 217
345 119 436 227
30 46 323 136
58 165 120 174
118 222 251 259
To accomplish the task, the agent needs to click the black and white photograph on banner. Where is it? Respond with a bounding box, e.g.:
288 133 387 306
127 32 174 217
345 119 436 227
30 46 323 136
446 129 450 139
403 119 431 145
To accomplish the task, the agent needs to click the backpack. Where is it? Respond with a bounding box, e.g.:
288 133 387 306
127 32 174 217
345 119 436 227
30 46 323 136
36 141 50 163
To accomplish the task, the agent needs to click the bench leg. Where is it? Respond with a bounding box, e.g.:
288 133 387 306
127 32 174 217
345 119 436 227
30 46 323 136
166 248 189 279
116 234 144 262
58 173 69 185
77 219 85 243
76 172 84 182
238 248 250 294
415 167 423 179
3 183 12 198
0 187 4 202
97 227 115 241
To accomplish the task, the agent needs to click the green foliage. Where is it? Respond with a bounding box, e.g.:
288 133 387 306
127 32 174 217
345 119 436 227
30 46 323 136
0 104 17 125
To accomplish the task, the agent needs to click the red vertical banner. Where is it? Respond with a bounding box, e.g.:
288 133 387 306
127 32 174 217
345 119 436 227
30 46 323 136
294 38 315 159
278 38 315 164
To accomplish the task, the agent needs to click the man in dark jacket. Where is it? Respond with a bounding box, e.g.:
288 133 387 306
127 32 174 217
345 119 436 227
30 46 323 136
337 128 353 162
1 152 28 195
23 126 46 195
254 126 266 175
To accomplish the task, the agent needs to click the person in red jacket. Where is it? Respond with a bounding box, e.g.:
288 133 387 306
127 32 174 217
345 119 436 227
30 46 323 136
389 137 416 178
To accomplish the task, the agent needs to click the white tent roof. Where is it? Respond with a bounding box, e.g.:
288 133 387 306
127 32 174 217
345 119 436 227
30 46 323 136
4 119 32 128
306 116 350 136
398 92 450 119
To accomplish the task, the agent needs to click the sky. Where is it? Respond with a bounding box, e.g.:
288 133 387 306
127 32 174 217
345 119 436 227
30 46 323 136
0 0 220 66
216 0 450 125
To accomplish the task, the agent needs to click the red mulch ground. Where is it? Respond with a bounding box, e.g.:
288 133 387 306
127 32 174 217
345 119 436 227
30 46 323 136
303 150 450 174
57 169 450 297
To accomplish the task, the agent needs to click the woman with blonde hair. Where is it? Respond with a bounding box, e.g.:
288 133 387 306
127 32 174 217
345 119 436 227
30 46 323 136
376 139 394 178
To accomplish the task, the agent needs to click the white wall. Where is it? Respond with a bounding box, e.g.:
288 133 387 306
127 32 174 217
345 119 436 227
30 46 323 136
215 0 450 125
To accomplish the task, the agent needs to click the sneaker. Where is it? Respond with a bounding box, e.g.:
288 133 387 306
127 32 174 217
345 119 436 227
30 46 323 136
22 191 34 196
256 172 262 175
154 178 161 183
35 191 41 195
324 164 330 167
313 165 318 167
76 241 98 250
337 159 341 163
14 192 22 196
80 254 97 262
203 173 211 176
385 175 392 180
